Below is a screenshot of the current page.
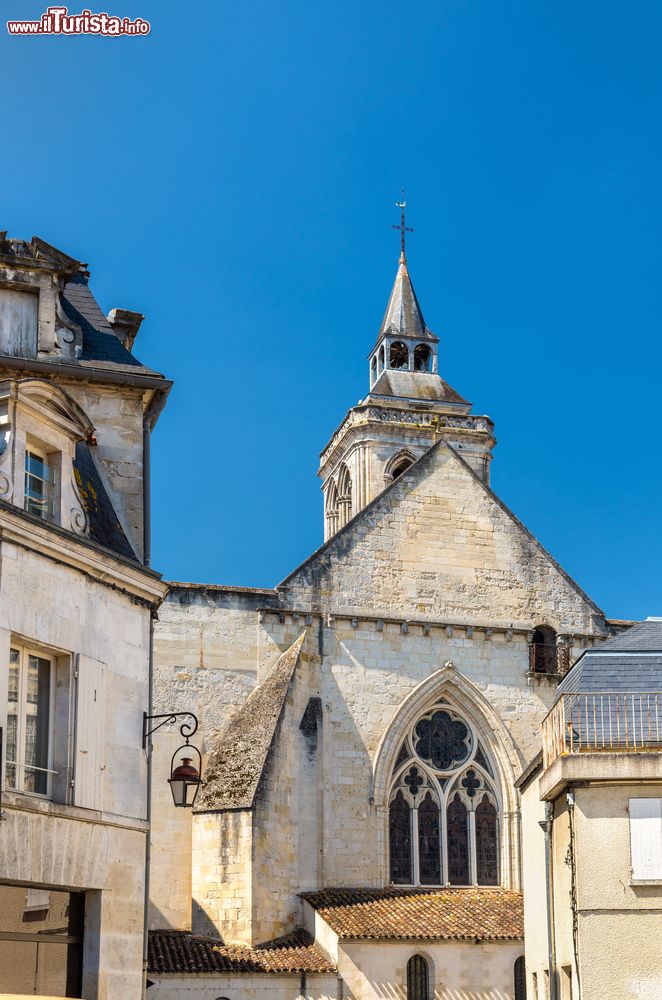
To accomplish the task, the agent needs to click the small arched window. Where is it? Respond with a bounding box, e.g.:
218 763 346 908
514 956 527 1000
337 464 353 527
370 356 377 385
530 625 557 674
385 451 416 486
407 955 429 1000
390 341 409 370
379 345 385 371
325 479 339 539
414 344 432 372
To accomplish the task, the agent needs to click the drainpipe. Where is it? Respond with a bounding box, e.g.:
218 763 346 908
142 610 155 999
142 388 168 567
539 801 558 1000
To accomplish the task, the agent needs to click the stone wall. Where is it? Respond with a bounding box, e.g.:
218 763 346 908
149 973 339 999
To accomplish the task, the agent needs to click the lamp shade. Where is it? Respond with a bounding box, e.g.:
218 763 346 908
168 755 201 808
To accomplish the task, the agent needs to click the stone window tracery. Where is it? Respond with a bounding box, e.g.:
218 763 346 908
388 702 500 887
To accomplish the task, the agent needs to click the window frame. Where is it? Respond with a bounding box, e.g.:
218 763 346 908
388 702 501 888
23 439 57 523
6 643 56 799
629 797 662 882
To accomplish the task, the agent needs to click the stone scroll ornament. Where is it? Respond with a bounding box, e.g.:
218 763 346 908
70 468 90 536
0 427 12 500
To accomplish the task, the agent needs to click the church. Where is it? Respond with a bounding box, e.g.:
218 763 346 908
147 231 626 999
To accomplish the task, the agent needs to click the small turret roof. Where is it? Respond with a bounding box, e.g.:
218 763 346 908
377 253 438 345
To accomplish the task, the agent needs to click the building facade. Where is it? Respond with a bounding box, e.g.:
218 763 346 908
520 618 662 1000
148 247 626 999
0 235 169 998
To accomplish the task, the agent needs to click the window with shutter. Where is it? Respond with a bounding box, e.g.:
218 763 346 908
74 656 106 811
629 798 662 881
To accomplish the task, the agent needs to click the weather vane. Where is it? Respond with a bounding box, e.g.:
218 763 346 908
393 189 414 258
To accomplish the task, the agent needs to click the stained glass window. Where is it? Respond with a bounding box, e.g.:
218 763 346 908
474 743 493 776
447 793 469 885
414 710 471 770
407 954 429 1000
476 794 498 885
389 790 412 884
418 792 441 885
394 741 410 771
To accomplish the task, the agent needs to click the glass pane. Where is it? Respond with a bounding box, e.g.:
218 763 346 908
447 793 470 885
418 791 441 885
5 650 20 789
5 713 17 790
414 709 472 771
389 790 412 884
23 655 50 795
476 794 499 885
25 451 48 479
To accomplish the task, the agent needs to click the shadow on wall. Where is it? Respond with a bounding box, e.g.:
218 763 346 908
192 899 220 938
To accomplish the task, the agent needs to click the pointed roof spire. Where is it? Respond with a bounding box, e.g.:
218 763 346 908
378 253 437 343
377 194 437 343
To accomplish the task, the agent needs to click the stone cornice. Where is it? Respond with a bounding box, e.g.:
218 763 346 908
0 502 167 608
319 403 494 474
256 606 606 643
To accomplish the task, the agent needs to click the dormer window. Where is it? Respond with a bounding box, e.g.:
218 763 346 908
24 446 56 522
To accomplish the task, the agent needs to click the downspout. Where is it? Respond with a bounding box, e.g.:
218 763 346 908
539 801 558 1000
142 387 168 567
142 611 155 998
567 789 582 999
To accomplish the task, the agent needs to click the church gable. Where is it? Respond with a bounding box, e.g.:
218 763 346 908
280 441 603 632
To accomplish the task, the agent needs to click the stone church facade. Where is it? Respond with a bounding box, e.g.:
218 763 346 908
148 248 624 999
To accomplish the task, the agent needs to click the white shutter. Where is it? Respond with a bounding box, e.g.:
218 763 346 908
629 798 662 880
74 655 105 811
0 289 38 357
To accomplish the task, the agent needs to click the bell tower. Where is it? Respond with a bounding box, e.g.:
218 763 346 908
319 202 496 541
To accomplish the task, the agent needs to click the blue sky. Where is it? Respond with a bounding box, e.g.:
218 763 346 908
2 1 661 618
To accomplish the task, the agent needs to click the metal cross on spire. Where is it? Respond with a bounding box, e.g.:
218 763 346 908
393 190 414 260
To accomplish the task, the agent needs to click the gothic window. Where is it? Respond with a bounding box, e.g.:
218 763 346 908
413 344 432 372
388 702 500 887
389 790 412 885
390 341 409 370
476 794 498 885
447 793 469 885
337 464 352 527
371 355 377 385
414 709 472 771
379 344 385 371
418 792 441 885
325 479 339 537
407 954 429 1000
514 956 527 1000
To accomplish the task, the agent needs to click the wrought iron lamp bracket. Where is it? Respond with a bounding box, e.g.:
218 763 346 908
142 712 198 750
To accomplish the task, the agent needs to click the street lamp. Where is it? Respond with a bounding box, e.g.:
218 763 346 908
142 712 202 809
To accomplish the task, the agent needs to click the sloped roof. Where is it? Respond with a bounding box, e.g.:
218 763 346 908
73 441 137 561
148 929 334 975
61 273 159 374
556 619 662 698
377 254 437 344
368 369 468 405
195 632 306 811
302 887 523 941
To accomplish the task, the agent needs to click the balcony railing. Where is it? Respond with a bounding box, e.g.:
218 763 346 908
528 642 570 676
542 692 662 769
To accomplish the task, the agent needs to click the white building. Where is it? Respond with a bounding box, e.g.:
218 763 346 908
0 234 169 998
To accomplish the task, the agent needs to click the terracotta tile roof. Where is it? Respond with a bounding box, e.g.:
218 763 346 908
301 887 523 941
148 929 335 975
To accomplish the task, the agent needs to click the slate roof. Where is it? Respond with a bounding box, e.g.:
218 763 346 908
377 254 438 344
556 619 662 699
61 273 159 374
195 632 306 811
73 441 137 561
368 369 469 406
148 929 334 975
301 887 523 941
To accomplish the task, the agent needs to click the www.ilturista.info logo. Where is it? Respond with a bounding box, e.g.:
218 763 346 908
7 5 150 34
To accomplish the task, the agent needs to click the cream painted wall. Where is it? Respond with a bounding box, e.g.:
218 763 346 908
338 939 524 1000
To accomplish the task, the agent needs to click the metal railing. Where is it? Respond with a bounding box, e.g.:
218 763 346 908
542 692 662 768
